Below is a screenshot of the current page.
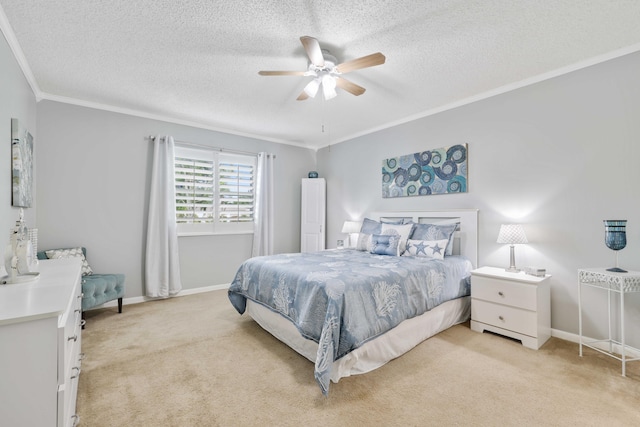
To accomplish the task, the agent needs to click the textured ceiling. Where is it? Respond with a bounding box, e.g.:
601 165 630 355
2 1 640 149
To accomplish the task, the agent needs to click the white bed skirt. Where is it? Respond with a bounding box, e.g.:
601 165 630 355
246 295 471 383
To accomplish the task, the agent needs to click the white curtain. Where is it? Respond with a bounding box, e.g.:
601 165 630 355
252 152 275 257
145 135 182 297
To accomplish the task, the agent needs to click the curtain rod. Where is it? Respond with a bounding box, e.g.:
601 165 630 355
146 135 274 158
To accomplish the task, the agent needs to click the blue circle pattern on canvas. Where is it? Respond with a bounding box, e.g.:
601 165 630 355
381 144 467 197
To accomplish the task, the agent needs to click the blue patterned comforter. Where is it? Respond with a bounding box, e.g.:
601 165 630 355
228 249 472 395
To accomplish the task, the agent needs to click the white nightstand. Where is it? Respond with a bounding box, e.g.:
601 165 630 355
470 266 551 350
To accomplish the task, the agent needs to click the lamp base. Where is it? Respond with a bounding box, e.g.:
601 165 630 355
504 245 520 273
606 267 627 273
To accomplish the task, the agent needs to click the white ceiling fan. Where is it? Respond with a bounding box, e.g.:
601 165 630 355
259 36 386 101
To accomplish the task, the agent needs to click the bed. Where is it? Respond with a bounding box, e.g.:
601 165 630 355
228 210 478 395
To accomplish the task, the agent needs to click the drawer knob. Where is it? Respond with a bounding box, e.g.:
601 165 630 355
498 291 504 297
68 334 78 342
498 315 505 321
80 319 86 327
71 366 81 379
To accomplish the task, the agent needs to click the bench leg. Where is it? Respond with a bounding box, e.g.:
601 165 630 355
118 297 123 313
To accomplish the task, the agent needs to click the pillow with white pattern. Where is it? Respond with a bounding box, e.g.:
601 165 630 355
45 247 93 276
355 233 373 252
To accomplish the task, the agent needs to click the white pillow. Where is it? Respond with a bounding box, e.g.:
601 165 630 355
45 247 93 276
380 223 415 255
402 239 449 260
355 233 373 252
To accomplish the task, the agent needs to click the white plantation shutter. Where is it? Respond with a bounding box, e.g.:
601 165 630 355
218 154 255 224
174 146 255 235
175 155 215 224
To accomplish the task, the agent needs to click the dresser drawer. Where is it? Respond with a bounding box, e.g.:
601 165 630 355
471 299 538 337
59 350 82 427
471 275 537 311
59 284 82 384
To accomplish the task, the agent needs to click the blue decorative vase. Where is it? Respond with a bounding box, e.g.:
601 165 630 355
308 171 318 178
603 220 627 272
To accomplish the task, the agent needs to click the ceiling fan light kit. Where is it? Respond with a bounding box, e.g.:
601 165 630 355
321 74 337 100
259 36 385 101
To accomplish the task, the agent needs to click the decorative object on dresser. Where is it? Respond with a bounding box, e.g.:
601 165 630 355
37 247 125 326
382 144 467 198
0 258 84 427
2 208 39 284
471 266 551 350
577 268 640 376
341 220 360 248
496 223 528 273
603 220 627 273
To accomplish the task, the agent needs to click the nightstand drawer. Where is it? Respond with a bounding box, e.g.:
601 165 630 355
471 275 537 311
471 299 538 337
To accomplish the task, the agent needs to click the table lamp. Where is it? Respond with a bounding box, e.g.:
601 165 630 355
341 221 361 248
497 224 528 273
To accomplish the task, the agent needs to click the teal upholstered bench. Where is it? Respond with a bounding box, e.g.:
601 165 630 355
37 247 125 324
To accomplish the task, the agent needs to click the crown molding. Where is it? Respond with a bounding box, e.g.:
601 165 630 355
318 42 640 150
0 5 42 100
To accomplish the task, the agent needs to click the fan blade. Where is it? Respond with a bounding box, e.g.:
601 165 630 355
336 52 386 74
296 91 310 101
335 77 366 96
300 36 325 67
258 71 307 76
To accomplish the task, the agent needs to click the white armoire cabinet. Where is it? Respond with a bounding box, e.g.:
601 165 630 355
301 178 326 252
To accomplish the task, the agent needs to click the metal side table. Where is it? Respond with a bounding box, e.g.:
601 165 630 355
578 268 640 376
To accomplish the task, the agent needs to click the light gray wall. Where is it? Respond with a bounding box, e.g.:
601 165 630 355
36 101 315 297
318 51 640 346
0 31 37 239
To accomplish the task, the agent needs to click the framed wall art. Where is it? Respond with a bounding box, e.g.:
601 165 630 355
11 118 34 207
382 144 467 198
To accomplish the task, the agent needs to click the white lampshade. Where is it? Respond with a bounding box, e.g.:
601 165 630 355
303 78 321 98
341 221 360 234
341 220 361 248
497 224 528 245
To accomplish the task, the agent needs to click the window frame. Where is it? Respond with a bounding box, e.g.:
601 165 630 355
174 145 256 236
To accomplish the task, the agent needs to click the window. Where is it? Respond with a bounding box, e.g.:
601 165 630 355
174 146 256 235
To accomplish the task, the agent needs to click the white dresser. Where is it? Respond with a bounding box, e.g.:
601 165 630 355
0 258 84 427
471 266 551 350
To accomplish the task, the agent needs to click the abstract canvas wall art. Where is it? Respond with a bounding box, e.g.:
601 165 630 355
382 144 467 198
11 118 34 207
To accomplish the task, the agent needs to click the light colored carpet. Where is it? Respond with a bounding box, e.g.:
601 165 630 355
78 290 640 426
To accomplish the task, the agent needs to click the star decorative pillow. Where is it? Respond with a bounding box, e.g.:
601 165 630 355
409 223 458 256
402 239 449 260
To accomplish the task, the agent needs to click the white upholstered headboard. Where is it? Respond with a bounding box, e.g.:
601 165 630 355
368 209 479 268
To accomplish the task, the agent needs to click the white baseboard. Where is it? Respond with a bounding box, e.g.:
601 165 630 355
551 328 640 358
85 283 230 311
